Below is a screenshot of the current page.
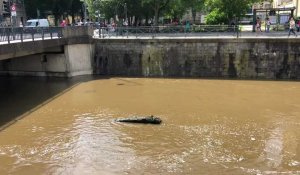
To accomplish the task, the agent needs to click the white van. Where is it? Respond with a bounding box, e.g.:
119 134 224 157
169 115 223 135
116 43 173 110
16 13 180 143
25 19 50 27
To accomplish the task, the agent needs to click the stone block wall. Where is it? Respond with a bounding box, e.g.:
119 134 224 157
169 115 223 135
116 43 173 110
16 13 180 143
94 38 300 79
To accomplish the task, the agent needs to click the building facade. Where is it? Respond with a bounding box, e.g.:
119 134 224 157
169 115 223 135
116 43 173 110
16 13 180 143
253 1 273 9
273 0 300 17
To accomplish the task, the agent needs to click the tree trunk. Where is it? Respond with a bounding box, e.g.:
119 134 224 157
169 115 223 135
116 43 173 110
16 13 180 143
145 15 149 26
54 14 60 26
154 5 159 26
192 8 196 24
71 0 75 24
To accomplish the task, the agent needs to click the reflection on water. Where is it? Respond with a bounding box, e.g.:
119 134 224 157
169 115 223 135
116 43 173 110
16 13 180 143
0 77 300 174
0 76 95 127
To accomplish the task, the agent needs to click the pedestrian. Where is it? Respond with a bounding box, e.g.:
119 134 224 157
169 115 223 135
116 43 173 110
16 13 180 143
297 19 300 32
266 18 271 33
78 20 83 26
60 20 66 27
288 17 297 37
256 17 262 32
185 20 191 33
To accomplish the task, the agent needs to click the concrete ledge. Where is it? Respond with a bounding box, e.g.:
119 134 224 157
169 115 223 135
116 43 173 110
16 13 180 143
95 37 300 44
65 36 94 45
0 71 68 77
68 70 93 77
62 26 94 38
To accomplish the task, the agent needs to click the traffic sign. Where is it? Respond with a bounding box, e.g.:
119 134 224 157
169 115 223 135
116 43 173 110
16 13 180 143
11 11 16 16
11 4 16 11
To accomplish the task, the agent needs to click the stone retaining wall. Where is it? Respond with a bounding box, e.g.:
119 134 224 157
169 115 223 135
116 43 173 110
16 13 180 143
94 38 300 79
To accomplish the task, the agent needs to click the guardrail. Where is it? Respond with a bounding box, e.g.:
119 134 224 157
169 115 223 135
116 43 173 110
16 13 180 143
0 27 63 44
93 25 294 39
94 25 240 38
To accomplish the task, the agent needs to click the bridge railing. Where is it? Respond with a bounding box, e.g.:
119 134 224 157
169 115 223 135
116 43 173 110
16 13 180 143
0 27 63 44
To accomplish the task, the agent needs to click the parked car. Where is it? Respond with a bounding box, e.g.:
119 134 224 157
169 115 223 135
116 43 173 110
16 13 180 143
23 19 50 33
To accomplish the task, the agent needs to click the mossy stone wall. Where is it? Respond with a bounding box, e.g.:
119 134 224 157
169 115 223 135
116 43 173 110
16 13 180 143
94 38 300 79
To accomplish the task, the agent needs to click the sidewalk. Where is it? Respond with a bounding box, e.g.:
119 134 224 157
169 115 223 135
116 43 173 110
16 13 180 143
94 31 298 39
1 31 298 45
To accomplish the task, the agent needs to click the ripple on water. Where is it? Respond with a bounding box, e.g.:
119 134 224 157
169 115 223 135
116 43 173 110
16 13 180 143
43 111 144 175
1 109 300 174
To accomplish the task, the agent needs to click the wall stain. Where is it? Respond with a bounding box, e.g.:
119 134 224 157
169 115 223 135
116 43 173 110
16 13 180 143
94 41 300 79
123 53 132 68
228 53 237 78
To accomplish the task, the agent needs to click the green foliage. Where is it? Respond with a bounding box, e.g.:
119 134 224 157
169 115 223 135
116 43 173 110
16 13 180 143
182 0 204 23
205 8 226 24
204 0 262 24
25 0 82 24
89 0 148 23
164 0 184 19
24 0 206 25
142 0 171 25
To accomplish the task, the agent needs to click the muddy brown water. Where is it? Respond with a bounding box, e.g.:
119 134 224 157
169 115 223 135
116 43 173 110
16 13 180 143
0 77 299 174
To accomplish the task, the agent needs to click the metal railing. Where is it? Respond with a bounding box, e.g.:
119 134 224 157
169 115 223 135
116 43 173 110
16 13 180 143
0 25 295 44
0 27 63 44
94 25 240 39
94 25 295 39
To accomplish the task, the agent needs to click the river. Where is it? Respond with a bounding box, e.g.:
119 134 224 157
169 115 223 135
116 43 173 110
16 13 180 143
0 77 299 174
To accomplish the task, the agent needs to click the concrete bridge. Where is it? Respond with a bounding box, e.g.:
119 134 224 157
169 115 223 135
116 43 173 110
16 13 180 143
0 26 95 77
0 26 300 79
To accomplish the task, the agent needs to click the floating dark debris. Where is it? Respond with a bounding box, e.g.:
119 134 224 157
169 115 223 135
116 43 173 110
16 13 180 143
116 116 162 124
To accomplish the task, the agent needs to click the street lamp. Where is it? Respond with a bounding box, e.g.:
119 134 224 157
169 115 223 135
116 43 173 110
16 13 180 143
124 3 127 25
80 0 87 24
95 10 100 24
93 0 100 23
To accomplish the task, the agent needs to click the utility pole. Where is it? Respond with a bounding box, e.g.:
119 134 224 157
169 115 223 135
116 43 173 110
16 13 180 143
124 2 128 37
94 0 100 23
83 0 87 25
124 3 127 25
22 0 26 25
10 0 17 40
8 0 11 25
0 1 3 23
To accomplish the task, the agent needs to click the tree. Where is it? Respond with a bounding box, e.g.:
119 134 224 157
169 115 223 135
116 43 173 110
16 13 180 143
90 0 153 26
89 0 127 22
164 0 187 22
25 0 53 19
25 0 82 25
205 0 262 24
70 0 83 24
181 0 204 23
142 0 170 25
24 0 204 26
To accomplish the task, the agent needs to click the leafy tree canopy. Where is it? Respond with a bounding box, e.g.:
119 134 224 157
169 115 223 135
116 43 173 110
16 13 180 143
25 0 82 24
23 0 262 25
204 0 263 24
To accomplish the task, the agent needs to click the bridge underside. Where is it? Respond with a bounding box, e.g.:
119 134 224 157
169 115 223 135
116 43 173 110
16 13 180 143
0 39 65 61
0 42 94 77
